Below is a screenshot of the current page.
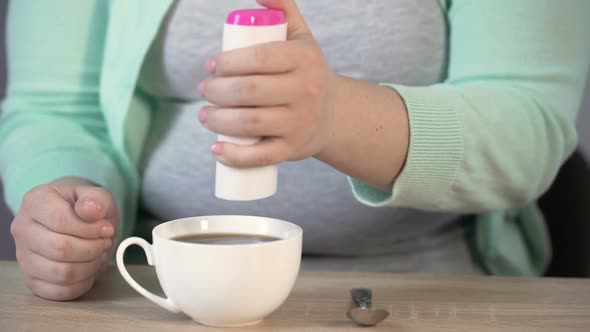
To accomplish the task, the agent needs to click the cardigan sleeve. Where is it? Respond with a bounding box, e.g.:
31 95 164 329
0 1 127 222
350 0 590 212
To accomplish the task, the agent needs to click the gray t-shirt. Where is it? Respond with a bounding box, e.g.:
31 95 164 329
138 0 480 274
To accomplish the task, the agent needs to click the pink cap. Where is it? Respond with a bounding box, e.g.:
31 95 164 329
226 9 286 26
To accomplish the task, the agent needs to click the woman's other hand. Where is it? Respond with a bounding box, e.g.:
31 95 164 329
10 177 119 301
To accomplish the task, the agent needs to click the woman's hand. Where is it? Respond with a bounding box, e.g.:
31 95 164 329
10 177 119 301
199 0 338 168
201 0 409 191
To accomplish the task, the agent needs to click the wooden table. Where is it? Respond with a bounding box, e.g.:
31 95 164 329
1 261 589 331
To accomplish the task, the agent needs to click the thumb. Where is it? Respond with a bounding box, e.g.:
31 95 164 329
73 187 115 224
256 0 312 39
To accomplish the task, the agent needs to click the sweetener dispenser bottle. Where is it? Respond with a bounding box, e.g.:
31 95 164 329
215 9 288 201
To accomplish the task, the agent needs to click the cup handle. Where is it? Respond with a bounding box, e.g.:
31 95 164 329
116 237 181 313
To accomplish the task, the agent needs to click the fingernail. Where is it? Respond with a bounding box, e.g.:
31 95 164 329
104 238 113 250
204 58 216 73
198 81 205 95
198 107 208 123
211 142 223 155
82 200 101 211
101 225 114 237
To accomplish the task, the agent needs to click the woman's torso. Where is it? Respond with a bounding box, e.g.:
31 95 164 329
137 0 475 272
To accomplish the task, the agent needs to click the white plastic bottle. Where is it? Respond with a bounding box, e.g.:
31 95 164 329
215 9 288 201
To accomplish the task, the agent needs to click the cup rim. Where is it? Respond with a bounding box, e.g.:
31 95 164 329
152 215 303 248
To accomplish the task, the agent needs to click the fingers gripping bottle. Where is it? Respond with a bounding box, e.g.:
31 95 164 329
215 9 288 201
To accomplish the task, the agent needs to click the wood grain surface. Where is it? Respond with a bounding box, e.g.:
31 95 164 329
1 261 589 331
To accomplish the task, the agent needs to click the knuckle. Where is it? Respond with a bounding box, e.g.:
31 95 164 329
238 78 258 101
52 263 76 284
10 220 20 239
253 46 269 68
21 192 33 209
29 280 47 298
304 81 324 100
34 184 54 196
302 47 321 66
49 204 71 234
21 186 43 209
240 112 261 136
52 237 71 261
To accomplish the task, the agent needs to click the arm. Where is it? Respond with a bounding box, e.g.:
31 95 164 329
337 0 590 212
315 76 408 193
0 0 126 217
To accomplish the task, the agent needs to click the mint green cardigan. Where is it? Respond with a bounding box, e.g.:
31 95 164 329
1 0 589 276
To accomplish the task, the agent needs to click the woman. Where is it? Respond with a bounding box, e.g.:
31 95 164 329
2 0 589 301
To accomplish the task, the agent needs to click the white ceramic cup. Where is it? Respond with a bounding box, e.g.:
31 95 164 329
116 215 303 327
